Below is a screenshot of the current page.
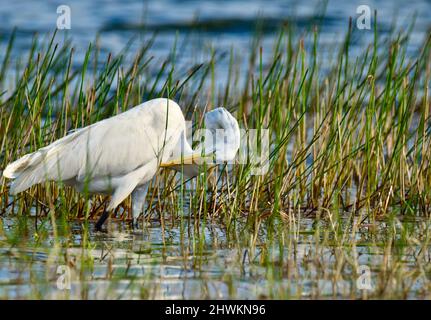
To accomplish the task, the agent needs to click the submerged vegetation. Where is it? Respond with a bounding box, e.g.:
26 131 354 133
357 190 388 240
0 15 431 299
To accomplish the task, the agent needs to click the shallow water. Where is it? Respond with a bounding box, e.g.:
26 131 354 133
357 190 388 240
0 213 429 299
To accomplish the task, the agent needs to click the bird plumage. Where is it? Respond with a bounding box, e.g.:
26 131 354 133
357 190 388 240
4 98 184 204
3 98 240 228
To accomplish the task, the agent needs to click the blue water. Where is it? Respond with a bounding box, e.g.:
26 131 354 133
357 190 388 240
0 0 429 83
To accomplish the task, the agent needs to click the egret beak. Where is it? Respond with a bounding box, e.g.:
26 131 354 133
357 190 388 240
160 153 206 167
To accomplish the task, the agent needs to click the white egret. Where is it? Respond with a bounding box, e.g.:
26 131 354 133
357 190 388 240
3 98 240 230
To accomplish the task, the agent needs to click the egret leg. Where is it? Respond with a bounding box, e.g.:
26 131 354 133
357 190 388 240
131 182 150 228
95 211 110 231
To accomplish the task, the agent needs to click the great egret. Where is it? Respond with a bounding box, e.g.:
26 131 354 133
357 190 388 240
3 98 240 230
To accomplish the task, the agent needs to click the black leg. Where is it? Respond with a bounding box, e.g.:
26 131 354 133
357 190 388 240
95 210 110 231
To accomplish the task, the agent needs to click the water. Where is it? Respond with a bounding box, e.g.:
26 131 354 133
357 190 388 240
0 214 428 299
0 0 430 83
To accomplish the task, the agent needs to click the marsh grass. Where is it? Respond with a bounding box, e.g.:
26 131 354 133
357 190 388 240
0 15 431 299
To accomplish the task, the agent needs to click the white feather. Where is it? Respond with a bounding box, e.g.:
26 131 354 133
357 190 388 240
2 98 241 226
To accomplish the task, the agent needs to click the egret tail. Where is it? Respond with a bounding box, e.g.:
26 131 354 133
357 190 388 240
3 129 86 194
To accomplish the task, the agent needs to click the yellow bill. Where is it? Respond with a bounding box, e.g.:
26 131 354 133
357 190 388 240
160 153 207 167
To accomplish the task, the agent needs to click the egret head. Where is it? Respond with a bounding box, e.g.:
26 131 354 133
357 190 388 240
200 107 241 162
160 107 240 172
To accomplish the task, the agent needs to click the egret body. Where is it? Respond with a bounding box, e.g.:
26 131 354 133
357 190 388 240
2 98 240 230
